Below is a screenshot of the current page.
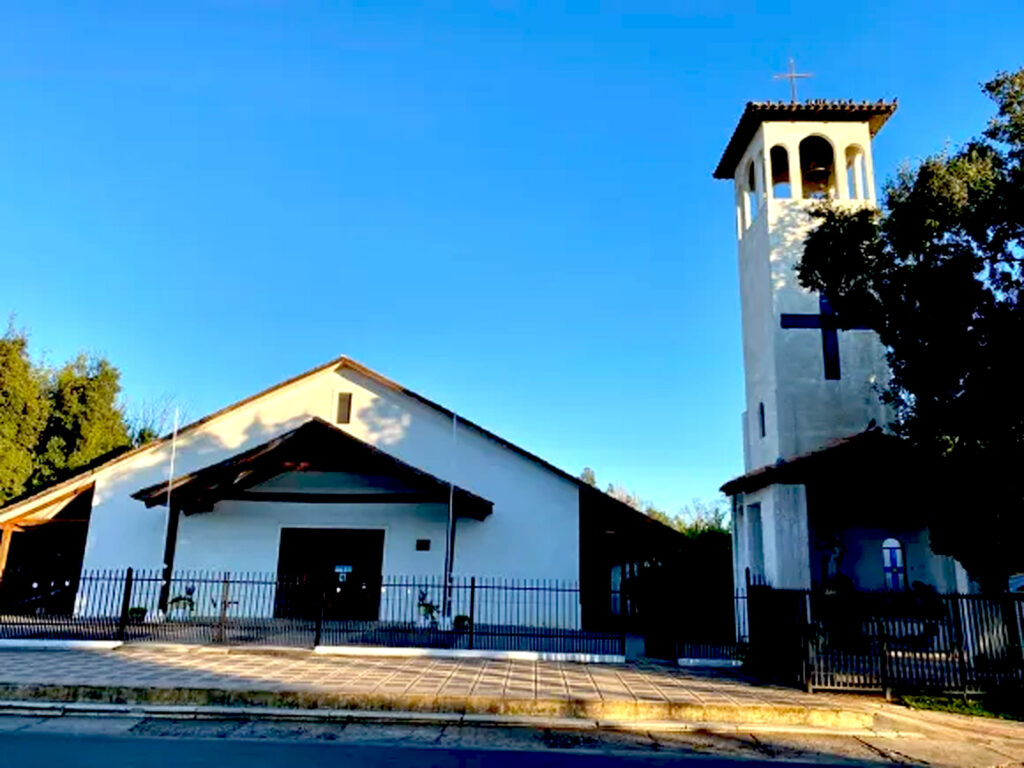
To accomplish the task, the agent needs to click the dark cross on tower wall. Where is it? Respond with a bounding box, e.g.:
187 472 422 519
773 58 812 102
780 295 873 380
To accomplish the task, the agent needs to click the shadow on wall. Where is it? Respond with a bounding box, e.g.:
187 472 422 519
356 396 412 449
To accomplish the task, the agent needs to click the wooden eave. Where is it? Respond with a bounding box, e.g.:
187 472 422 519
720 429 907 496
0 482 95 529
713 99 898 180
131 417 494 520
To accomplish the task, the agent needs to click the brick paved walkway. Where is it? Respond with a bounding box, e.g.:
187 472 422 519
0 646 858 711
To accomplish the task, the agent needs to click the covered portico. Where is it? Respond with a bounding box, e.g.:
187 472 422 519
723 430 968 594
132 418 493 612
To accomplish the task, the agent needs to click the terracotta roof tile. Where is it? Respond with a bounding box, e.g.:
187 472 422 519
713 99 898 180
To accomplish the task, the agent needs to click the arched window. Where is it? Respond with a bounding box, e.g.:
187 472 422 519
745 160 759 223
882 538 906 591
770 145 791 199
799 136 836 199
845 145 866 199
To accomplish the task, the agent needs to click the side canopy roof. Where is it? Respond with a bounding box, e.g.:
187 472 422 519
713 99 898 180
133 417 494 520
720 429 911 496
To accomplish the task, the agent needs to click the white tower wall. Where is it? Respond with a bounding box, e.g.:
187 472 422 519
732 120 891 472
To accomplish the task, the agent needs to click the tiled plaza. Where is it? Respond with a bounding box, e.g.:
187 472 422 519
0 645 850 715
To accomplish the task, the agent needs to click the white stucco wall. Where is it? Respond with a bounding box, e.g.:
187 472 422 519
78 362 582 584
732 485 811 592
173 502 449 576
829 525 961 593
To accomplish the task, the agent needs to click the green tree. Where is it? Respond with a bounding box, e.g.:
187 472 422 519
796 68 1024 588
124 394 180 447
0 326 49 504
581 468 730 536
31 355 133 490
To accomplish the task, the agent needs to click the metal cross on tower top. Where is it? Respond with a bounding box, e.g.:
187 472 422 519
773 58 812 102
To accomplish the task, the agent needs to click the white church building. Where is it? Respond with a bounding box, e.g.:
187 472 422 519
715 100 970 595
0 356 680 625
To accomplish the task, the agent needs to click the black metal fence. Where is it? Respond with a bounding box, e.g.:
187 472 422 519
0 569 624 656
747 586 1024 695
675 591 748 662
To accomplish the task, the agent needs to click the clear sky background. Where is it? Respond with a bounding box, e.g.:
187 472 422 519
1 2 1022 512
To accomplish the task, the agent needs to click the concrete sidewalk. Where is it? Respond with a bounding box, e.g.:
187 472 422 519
0 645 873 727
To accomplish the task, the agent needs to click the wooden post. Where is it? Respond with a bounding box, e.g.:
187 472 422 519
118 568 135 642
0 526 14 584
468 577 476 650
216 571 231 644
158 506 181 613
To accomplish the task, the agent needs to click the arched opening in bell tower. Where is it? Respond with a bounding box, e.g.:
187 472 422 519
845 145 867 200
744 160 760 223
769 145 791 199
799 136 836 199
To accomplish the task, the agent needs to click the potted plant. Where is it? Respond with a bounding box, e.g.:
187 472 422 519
127 606 148 624
417 589 438 628
168 585 196 617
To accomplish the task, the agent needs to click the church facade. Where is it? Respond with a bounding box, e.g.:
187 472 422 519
715 101 970 595
0 356 680 625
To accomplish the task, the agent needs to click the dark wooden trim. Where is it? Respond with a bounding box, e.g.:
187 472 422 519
187 490 490 521
0 483 94 524
0 526 14 582
219 491 448 505
158 505 181 611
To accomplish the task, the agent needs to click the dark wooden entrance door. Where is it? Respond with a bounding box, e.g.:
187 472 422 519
276 528 385 621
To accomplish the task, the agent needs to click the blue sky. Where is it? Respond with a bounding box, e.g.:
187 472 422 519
1 2 1021 512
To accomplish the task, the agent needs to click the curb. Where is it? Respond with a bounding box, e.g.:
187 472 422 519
313 646 625 664
0 683 875 729
0 640 124 651
0 699 914 738
676 658 743 669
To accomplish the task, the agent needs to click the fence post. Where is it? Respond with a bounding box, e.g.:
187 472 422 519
117 568 134 642
879 611 892 702
949 596 969 698
468 577 476 650
802 591 812 693
620 607 627 658
1003 594 1023 688
216 571 230 644
313 580 325 648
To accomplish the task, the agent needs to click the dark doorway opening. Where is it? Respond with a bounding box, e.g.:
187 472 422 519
275 528 385 621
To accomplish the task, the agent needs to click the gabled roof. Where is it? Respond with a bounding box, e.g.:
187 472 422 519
132 417 494 520
713 99 898 180
720 429 908 496
0 355 648 525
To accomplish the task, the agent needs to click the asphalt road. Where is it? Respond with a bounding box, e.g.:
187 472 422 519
0 731 872 767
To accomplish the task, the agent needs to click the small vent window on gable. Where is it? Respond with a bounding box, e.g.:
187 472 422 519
336 392 353 424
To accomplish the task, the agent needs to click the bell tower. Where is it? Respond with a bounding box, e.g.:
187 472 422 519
713 100 897 473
